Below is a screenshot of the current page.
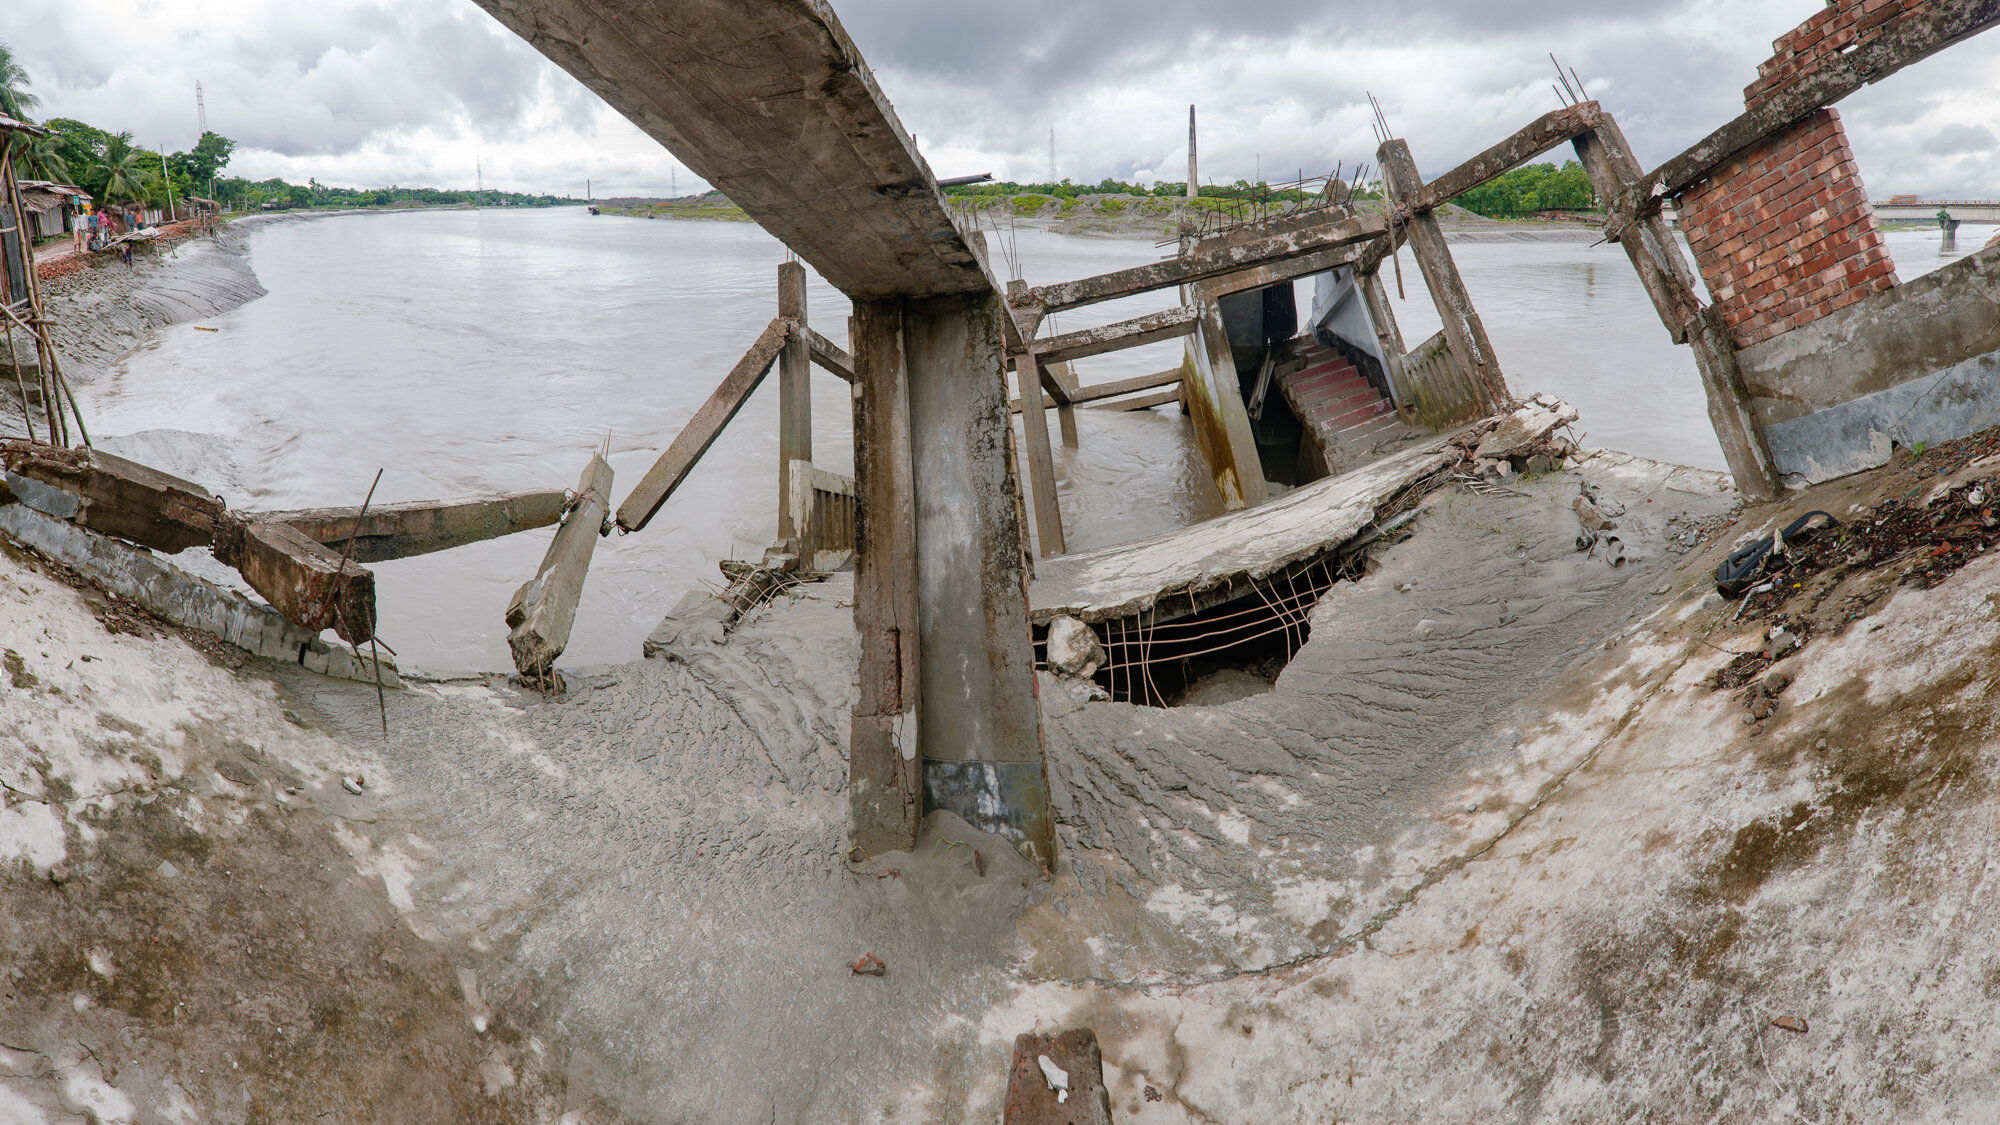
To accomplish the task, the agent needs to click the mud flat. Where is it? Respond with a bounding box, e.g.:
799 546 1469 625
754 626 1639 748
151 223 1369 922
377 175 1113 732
12 423 2000 1120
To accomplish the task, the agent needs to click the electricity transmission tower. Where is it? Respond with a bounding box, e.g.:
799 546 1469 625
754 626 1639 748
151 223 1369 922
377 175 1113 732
1048 127 1056 183
196 81 208 138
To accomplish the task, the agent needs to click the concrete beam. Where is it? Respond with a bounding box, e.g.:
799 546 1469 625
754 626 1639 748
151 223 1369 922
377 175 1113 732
1572 114 1781 502
1015 352 1066 557
1009 368 1182 412
471 0 987 301
1407 103 1603 214
1010 212 1389 315
615 317 791 533
1088 388 1181 412
803 325 855 383
1624 2 2000 218
1028 306 1200 365
1378 139 1510 414
247 491 567 563
777 262 812 542
507 453 614 680
1193 242 1367 301
212 515 376 644
1 441 223 555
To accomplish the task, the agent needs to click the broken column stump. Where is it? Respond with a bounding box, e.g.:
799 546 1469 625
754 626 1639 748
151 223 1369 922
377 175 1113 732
213 514 376 643
507 453 613 683
1004 1029 1113 1125
1 440 224 554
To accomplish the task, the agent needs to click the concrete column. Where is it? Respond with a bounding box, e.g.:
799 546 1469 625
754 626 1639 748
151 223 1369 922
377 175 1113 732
1358 266 1412 412
1051 361 1081 448
848 301 923 857
1187 105 1198 200
902 291 1052 869
1376 139 1511 414
1014 352 1067 557
1573 119 1782 502
776 261 811 541
1188 292 1270 510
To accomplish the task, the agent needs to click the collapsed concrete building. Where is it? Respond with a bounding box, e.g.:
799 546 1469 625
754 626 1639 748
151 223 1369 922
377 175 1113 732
4 0 2000 1120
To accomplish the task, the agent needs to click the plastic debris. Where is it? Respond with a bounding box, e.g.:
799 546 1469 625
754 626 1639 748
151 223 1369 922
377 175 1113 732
1037 1055 1070 1103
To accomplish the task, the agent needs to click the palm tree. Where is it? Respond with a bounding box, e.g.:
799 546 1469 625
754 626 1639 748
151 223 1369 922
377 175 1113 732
93 134 148 208
0 41 38 122
15 133 71 184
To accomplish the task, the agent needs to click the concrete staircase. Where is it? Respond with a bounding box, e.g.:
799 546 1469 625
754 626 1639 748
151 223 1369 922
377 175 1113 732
1277 340 1411 463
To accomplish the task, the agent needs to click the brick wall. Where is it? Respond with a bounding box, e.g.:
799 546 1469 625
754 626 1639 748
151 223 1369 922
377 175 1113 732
1745 0 1936 110
1679 109 1897 348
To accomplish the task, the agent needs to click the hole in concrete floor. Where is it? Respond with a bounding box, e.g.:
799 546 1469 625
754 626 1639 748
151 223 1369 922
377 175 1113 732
1074 553 1353 706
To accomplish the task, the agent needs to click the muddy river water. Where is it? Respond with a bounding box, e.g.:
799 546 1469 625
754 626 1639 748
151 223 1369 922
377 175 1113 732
73 209 1992 672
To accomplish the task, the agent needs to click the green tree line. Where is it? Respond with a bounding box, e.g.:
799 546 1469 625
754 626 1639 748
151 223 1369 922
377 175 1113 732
943 176 1383 203
1 41 571 215
1454 161 1598 216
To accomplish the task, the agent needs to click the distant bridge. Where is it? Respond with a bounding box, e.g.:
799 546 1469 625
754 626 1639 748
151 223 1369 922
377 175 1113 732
1871 200 2000 222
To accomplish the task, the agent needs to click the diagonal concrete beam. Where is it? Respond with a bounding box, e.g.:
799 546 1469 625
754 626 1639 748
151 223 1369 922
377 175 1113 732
1404 103 1603 215
616 317 791 533
249 491 568 563
1010 212 1389 316
471 0 987 301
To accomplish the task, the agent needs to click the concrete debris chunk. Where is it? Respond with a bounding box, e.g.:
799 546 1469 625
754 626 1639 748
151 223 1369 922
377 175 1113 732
2 439 224 554
1766 628 1802 660
508 453 614 684
1045 615 1105 679
849 951 886 976
1005 1029 1112 1124
1474 393 1580 461
1773 1015 1809 1034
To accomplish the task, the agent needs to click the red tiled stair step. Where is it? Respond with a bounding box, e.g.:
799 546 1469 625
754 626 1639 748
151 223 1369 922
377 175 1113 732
1288 372 1371 397
1327 400 1391 429
1295 360 1355 381
1298 386 1383 419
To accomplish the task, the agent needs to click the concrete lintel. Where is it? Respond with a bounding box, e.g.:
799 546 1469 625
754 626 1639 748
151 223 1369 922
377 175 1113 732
472 0 988 301
248 490 568 563
1406 102 1603 214
1013 212 1389 316
1028 306 1199 365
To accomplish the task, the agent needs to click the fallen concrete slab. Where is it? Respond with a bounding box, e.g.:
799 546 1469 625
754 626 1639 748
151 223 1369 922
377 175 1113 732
1027 438 1462 626
0 501 398 686
2 439 224 554
213 515 377 644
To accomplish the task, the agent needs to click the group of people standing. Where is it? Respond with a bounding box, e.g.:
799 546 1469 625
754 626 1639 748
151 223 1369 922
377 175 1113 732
67 206 136 262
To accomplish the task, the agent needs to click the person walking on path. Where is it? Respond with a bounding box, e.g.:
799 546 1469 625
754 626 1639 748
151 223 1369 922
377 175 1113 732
71 209 87 253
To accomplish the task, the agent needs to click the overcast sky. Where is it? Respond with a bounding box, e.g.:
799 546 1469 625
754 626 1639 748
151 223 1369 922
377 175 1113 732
7 0 1997 198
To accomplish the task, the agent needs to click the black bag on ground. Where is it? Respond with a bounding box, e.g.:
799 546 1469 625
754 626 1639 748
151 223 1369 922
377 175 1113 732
1715 511 1837 598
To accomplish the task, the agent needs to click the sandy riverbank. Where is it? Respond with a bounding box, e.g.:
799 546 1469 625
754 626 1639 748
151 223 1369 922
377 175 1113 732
9 416 2000 1120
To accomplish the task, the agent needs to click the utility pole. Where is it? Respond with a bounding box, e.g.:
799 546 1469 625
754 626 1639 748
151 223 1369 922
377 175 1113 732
1048 126 1057 184
1187 105 1198 200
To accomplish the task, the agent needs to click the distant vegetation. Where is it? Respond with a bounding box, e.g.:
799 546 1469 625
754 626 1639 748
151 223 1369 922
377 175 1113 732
1454 161 1598 217
592 192 749 222
0 41 571 217
943 177 1385 204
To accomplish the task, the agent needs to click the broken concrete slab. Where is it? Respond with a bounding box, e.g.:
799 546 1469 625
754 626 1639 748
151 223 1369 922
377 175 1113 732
213 515 377 644
507 453 613 680
1473 393 1580 461
249 490 568 563
0 501 398 686
1027 439 1460 625
1 440 224 554
1005 1029 1113 1124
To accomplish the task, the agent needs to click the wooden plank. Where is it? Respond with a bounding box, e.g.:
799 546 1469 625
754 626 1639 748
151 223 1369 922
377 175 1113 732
0 442 224 554
506 453 613 680
1087 387 1181 412
1011 211 1388 315
1408 103 1603 213
247 490 567 563
1628 1 2000 215
614 317 791 533
777 262 811 541
1014 352 1066 556
1378 139 1509 414
1028 306 1199 365
849 301 923 855
804 325 855 383
212 515 375 643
